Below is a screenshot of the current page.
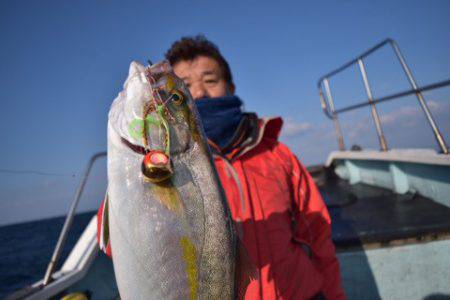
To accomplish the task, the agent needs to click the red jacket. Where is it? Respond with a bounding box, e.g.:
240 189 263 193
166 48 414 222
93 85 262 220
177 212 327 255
97 117 345 300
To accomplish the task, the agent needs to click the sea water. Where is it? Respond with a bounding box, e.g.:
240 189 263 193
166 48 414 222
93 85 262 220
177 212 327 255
0 212 95 298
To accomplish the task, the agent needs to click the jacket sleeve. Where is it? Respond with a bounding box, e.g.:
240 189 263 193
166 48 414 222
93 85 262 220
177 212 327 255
96 195 112 258
281 144 345 300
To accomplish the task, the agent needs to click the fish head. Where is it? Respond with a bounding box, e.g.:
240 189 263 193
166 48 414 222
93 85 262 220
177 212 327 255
117 60 204 183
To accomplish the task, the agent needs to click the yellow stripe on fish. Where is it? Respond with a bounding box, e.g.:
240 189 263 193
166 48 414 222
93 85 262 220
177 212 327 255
179 236 198 300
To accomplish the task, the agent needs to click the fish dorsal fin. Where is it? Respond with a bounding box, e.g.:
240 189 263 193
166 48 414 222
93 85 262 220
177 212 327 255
235 237 258 300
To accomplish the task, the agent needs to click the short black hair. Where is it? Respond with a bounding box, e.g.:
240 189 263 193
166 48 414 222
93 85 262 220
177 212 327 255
165 35 233 85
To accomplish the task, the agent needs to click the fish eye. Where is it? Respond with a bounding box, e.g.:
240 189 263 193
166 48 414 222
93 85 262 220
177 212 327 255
170 90 184 105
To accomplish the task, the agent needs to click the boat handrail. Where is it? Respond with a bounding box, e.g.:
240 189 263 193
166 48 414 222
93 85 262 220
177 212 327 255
42 151 107 286
317 38 449 154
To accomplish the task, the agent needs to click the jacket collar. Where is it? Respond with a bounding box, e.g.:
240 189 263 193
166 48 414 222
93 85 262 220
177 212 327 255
209 114 283 161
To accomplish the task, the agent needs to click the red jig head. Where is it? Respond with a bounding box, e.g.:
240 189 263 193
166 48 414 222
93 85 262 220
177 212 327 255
141 150 173 183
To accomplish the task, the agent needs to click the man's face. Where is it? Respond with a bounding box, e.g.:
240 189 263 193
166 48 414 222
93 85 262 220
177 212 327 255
172 56 235 100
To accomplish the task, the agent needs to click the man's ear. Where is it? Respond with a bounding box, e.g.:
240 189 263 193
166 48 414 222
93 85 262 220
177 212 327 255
229 83 236 95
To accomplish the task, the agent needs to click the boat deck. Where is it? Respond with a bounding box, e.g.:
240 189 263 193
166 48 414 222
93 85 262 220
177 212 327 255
310 167 450 250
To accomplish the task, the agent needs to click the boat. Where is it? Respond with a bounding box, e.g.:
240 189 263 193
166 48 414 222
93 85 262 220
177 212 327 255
7 38 450 299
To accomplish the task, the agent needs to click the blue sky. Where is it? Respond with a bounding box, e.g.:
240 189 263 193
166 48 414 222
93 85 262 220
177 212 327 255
1 0 449 224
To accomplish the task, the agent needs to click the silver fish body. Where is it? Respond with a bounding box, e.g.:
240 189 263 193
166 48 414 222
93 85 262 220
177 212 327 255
107 61 235 299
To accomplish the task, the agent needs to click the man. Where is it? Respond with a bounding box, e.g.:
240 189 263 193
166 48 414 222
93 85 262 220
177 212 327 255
97 35 345 299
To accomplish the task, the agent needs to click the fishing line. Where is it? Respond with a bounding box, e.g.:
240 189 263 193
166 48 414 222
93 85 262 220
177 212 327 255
0 168 76 177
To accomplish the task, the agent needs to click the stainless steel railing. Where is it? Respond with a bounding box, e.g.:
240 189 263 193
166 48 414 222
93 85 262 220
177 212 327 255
318 38 449 154
43 151 107 286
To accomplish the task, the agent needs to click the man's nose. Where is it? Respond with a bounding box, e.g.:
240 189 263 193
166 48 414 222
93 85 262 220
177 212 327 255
190 83 209 100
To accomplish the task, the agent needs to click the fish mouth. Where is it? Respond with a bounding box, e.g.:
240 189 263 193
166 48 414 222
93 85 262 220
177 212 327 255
141 150 173 183
120 137 173 183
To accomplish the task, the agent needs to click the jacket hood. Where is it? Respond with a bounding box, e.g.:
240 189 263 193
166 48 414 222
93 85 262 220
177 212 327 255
259 116 283 142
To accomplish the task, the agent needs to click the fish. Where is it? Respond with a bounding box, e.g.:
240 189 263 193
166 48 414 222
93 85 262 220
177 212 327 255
106 60 240 299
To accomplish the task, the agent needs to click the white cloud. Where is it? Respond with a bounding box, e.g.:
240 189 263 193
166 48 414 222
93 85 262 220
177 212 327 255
281 119 312 137
380 105 421 125
428 99 440 109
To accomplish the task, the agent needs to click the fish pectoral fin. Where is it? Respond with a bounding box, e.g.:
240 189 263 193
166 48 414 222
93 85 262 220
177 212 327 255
151 181 183 216
235 238 258 300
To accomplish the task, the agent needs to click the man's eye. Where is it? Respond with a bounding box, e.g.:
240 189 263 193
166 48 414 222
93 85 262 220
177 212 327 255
204 79 218 84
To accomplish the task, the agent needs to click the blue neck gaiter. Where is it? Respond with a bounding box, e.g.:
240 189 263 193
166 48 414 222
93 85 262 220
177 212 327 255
195 96 244 149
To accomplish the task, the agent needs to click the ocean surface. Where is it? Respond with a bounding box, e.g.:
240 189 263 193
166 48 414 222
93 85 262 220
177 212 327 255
0 211 95 298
